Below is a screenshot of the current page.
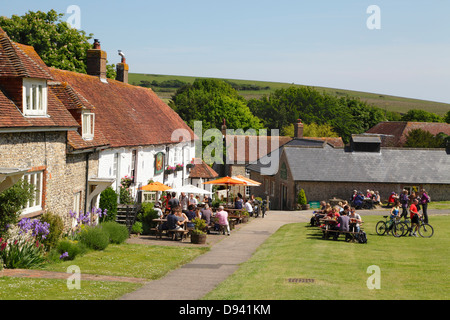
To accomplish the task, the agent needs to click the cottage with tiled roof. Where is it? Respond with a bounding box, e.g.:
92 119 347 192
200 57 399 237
48 39 196 198
0 27 112 226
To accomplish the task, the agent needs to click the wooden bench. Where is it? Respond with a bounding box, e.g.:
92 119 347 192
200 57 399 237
150 227 189 241
167 229 189 241
321 228 364 241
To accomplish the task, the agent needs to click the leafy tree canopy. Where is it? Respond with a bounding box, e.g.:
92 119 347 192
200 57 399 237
169 78 263 132
0 9 116 78
404 129 448 148
401 109 444 123
248 87 386 143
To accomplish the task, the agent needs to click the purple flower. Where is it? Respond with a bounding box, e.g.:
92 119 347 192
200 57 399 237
59 252 69 260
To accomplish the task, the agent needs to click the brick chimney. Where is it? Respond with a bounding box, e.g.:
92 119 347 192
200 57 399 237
115 50 129 83
294 119 303 139
86 39 107 82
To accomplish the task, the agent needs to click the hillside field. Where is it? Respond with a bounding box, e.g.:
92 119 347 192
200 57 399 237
128 73 450 116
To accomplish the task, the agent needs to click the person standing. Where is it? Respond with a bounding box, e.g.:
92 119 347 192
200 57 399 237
399 189 409 219
420 189 430 224
179 192 188 210
409 199 421 237
188 193 198 206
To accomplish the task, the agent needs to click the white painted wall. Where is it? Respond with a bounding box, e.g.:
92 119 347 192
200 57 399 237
98 141 196 200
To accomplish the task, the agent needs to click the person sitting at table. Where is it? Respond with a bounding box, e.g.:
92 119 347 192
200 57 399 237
352 192 364 209
183 204 197 228
234 195 243 209
337 210 351 241
244 198 253 216
215 206 230 236
349 207 362 232
153 202 163 218
388 192 398 207
167 208 185 231
200 204 213 226
327 206 340 219
372 191 381 205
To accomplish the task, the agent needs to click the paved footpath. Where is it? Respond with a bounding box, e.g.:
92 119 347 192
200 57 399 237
120 210 311 300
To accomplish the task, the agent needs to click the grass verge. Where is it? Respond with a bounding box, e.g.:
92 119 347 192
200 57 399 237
0 243 208 300
203 215 450 300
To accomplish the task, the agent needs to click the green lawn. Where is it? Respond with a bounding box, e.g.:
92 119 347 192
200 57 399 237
0 243 208 300
203 215 450 300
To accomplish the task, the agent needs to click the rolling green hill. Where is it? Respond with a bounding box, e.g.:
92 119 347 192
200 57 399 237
128 73 450 116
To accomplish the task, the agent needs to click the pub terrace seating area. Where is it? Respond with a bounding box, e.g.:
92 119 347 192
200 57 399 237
151 205 250 243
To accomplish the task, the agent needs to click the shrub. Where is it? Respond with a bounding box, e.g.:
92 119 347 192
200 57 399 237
138 202 159 235
50 239 88 262
40 212 64 250
101 221 129 244
99 187 118 222
131 221 143 234
79 226 109 250
0 179 35 238
297 189 307 206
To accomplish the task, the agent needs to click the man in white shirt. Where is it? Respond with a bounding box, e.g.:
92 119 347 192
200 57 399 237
188 193 198 206
244 199 253 215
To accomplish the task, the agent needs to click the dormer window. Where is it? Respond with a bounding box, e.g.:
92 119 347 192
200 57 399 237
82 111 95 140
22 78 47 116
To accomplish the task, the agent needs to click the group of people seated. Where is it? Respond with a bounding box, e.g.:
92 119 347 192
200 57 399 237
349 189 381 209
312 200 363 240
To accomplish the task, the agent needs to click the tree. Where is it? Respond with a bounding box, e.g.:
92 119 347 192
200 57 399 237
404 129 446 148
0 10 116 78
248 86 386 143
445 110 450 124
170 78 263 132
401 109 444 123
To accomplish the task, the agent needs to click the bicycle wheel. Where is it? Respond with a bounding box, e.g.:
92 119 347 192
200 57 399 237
393 223 405 237
418 223 434 238
376 221 387 235
399 222 409 237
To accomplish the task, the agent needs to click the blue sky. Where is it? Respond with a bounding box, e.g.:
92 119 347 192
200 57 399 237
2 0 450 103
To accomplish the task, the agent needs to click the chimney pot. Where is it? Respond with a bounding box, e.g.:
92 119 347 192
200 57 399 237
294 119 303 139
87 39 107 81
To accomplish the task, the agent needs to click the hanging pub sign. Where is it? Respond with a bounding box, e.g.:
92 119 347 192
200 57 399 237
155 152 164 175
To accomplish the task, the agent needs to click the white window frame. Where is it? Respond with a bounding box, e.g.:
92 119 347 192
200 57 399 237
82 112 95 140
22 171 44 215
22 78 48 116
142 191 156 203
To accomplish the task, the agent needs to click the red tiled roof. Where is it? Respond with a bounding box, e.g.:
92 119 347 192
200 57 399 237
189 158 219 179
226 135 293 163
50 68 195 148
49 82 109 151
0 85 79 130
225 135 343 162
0 28 53 79
366 121 450 147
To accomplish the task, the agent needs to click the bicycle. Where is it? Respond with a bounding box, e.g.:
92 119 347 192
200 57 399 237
375 215 405 237
408 216 434 238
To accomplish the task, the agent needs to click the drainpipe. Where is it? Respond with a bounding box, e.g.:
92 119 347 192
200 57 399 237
84 152 90 214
